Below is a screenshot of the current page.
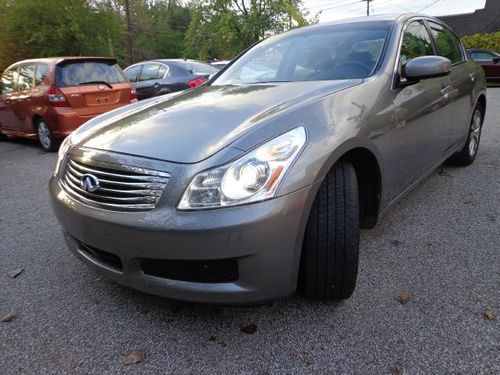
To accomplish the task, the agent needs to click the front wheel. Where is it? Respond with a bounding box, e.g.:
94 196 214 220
37 119 58 152
298 160 360 301
447 103 484 166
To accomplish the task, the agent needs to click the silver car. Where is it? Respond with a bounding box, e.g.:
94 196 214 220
50 14 486 304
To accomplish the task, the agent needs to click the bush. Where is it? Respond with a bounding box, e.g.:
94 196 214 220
461 32 500 52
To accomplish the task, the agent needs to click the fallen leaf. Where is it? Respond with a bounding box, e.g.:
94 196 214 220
395 292 412 305
123 350 145 365
463 196 474 204
438 168 451 176
1 310 16 322
7 268 24 278
240 323 258 334
484 308 496 320
485 163 497 169
390 364 403 375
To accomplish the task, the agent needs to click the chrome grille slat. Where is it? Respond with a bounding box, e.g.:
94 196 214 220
65 173 160 196
60 157 170 212
68 159 168 182
66 164 165 189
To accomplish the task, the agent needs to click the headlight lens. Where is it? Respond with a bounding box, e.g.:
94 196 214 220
53 135 72 176
178 126 306 210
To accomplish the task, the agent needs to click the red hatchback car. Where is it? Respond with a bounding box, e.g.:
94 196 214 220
0 57 137 151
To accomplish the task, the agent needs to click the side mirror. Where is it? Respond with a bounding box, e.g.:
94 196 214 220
493 57 500 64
403 56 451 81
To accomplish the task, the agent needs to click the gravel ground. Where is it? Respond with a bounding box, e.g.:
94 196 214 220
0 89 499 374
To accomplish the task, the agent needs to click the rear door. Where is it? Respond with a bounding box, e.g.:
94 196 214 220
55 59 132 116
427 21 474 150
12 63 36 133
390 20 452 188
0 67 19 130
134 63 161 100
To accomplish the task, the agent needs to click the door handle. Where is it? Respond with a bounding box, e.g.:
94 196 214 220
154 82 160 88
440 86 451 98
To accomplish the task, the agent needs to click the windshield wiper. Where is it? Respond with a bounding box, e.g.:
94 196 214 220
79 81 113 89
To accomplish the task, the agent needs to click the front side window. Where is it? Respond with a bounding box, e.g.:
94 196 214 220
138 64 160 81
1 68 18 94
428 22 464 64
17 64 35 91
400 21 434 66
213 21 392 85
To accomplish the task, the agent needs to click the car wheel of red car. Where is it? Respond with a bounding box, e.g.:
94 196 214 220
36 119 57 152
299 160 360 301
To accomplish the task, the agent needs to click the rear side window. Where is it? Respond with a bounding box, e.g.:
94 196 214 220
138 64 160 81
55 61 126 87
1 68 18 94
125 65 141 82
400 21 434 66
157 64 168 78
428 22 464 64
17 64 35 91
178 61 218 75
35 64 48 86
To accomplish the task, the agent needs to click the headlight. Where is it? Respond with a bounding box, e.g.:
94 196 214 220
178 126 306 210
53 135 72 176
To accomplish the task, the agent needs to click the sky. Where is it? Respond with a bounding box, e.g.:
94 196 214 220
303 0 488 22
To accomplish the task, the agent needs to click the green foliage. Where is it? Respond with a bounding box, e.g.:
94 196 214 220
184 0 312 60
461 32 500 52
0 0 312 69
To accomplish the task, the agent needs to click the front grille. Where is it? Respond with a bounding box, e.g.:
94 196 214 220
61 158 169 212
141 258 239 283
76 240 123 271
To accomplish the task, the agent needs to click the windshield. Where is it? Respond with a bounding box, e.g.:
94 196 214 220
213 21 392 85
56 61 127 87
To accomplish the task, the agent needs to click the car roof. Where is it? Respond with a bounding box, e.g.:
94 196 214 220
126 59 212 68
6 57 117 70
279 13 446 37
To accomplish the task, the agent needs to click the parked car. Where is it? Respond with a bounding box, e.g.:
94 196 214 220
210 60 231 69
0 57 136 151
50 14 486 304
124 59 218 100
467 48 500 84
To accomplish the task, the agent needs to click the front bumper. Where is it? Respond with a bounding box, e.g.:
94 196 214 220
49 174 318 304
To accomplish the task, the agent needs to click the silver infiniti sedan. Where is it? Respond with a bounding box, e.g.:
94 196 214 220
50 14 486 304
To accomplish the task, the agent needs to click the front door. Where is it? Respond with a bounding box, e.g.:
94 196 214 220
389 20 452 193
0 67 20 131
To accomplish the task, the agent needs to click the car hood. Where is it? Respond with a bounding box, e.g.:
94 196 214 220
75 80 362 163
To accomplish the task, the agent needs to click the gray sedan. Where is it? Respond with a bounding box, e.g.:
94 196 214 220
50 14 486 304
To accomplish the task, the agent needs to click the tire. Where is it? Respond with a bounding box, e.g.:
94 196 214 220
447 102 484 166
36 119 58 152
299 160 360 300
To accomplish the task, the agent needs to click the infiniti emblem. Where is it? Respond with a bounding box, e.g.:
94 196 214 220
80 174 100 193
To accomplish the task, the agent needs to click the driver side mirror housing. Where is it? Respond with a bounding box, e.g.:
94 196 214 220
493 57 500 64
403 56 452 82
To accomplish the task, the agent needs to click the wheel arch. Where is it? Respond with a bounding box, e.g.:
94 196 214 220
311 139 384 229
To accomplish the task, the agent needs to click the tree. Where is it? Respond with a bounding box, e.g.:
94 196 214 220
184 0 312 60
